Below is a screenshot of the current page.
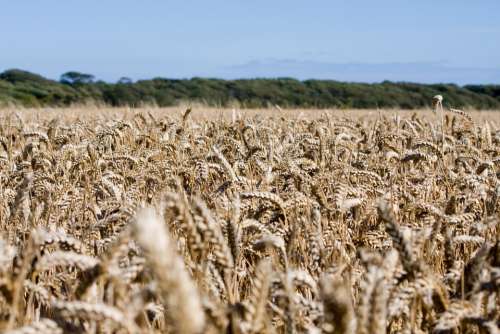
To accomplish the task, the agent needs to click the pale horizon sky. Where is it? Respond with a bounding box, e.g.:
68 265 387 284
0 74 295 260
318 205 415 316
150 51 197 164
1 0 499 84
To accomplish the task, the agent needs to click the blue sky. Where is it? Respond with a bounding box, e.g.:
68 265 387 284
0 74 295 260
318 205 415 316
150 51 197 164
1 0 499 84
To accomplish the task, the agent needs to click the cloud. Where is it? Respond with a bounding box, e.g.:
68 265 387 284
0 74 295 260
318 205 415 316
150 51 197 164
219 59 500 84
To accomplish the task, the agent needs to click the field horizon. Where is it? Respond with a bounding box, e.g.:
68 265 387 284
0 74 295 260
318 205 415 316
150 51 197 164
2 105 500 123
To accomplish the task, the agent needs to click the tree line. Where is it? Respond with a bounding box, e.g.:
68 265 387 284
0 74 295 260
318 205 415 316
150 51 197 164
1 69 499 109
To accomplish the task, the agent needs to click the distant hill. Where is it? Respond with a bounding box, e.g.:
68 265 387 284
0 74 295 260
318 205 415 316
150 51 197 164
1 69 499 109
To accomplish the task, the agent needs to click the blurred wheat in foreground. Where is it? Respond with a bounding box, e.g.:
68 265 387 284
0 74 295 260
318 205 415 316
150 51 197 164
0 107 498 334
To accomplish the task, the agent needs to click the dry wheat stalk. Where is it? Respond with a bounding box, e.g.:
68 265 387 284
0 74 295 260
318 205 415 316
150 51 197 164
0 106 497 334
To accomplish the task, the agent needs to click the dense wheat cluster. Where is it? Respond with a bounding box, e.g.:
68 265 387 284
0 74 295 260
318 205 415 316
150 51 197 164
0 107 498 334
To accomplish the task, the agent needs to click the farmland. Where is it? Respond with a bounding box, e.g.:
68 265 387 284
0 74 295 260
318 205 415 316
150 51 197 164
0 107 498 333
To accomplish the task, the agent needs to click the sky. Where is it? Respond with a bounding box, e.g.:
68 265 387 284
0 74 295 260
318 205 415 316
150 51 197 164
1 0 499 84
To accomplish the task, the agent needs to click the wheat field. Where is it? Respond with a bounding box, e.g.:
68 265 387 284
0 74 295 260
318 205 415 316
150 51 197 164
0 106 498 334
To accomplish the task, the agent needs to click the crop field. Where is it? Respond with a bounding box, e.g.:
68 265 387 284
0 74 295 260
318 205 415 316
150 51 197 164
0 106 499 333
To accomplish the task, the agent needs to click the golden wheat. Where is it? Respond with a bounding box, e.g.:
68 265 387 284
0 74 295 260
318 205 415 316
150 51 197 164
0 106 498 333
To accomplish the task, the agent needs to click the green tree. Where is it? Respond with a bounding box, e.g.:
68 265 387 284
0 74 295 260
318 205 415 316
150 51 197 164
60 71 95 85
118 77 133 84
